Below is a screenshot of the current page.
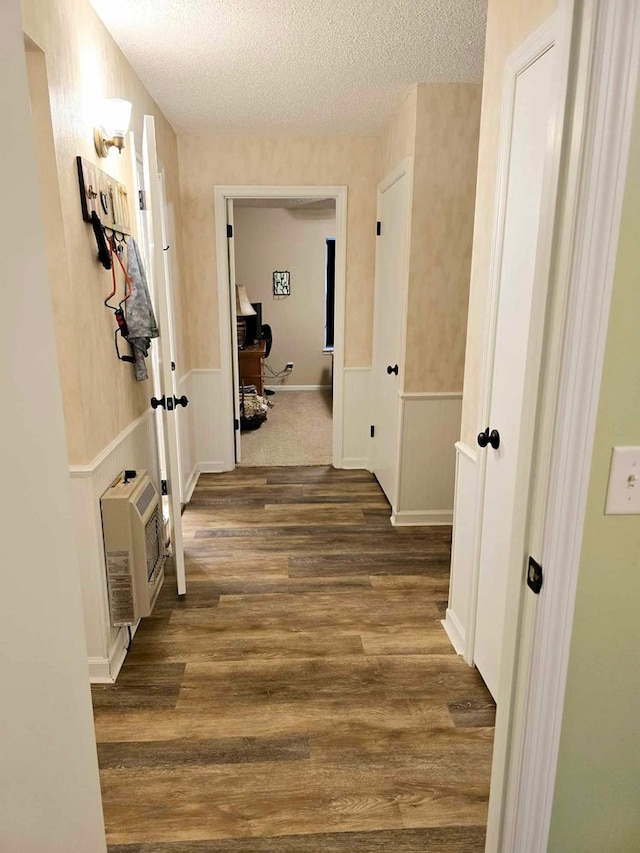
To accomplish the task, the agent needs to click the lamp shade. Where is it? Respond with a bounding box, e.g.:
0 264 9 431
101 98 132 137
236 285 256 317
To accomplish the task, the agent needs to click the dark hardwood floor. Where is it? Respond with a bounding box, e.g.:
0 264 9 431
92 467 495 852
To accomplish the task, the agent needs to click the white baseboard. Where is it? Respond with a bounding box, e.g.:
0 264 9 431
87 656 112 683
448 441 479 664
442 609 466 655
198 461 226 473
391 509 453 526
340 456 370 470
183 464 199 503
265 384 332 391
88 620 140 684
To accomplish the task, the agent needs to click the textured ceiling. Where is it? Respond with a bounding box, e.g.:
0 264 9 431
89 0 487 135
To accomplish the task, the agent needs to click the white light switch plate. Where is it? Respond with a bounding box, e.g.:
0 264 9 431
605 446 640 515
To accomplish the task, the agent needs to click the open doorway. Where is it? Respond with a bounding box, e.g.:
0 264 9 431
232 197 336 466
214 185 348 471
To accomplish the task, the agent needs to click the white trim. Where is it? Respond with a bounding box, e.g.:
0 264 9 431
442 609 466 655
471 6 577 848
371 157 414 507
183 464 199 503
198 461 226 474
68 408 153 478
341 457 369 470
190 367 222 376
265 384 332 392
391 509 453 526
88 619 140 684
455 440 477 464
509 4 640 850
399 391 462 400
467 9 563 673
214 184 348 470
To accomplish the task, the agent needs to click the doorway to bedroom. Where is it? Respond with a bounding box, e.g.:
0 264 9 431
217 189 344 468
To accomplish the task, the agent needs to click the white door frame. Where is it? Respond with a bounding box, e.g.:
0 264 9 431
484 1 640 850
466 8 573 670
214 185 348 469
371 158 413 510
142 115 187 596
501 3 640 850
159 168 185 502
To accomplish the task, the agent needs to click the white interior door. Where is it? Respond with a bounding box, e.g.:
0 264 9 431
131 144 168 515
226 199 242 463
159 169 185 501
370 166 410 505
142 115 186 596
474 45 556 698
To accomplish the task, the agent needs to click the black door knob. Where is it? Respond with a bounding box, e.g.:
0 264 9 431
477 427 501 449
174 395 189 408
387 364 399 375
151 396 166 410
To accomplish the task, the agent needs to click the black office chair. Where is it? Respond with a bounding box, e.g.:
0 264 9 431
261 323 273 358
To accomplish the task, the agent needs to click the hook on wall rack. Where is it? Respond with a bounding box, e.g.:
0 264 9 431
76 156 131 237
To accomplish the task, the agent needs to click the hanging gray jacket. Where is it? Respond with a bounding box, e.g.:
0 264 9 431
125 238 159 381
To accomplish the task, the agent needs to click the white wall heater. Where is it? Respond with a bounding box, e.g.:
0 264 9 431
100 470 166 626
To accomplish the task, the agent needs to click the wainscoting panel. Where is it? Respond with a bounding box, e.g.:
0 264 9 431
392 393 462 525
442 441 478 657
69 408 159 682
190 369 232 473
341 367 371 469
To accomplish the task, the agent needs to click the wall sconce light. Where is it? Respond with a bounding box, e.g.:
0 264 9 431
94 98 132 157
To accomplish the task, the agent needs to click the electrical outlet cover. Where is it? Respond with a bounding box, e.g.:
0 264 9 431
605 446 640 515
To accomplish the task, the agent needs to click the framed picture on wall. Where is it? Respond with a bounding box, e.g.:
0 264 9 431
273 270 291 296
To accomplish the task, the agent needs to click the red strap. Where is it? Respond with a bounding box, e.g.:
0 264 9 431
104 236 132 310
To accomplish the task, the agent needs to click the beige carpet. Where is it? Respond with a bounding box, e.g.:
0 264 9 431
239 390 333 466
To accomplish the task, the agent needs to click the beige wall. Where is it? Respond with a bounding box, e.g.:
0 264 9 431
460 0 557 444
379 83 482 394
21 0 185 465
234 206 336 386
404 83 482 393
547 73 640 853
380 86 418 179
178 136 379 371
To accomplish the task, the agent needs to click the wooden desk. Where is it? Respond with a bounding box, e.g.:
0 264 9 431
238 340 266 395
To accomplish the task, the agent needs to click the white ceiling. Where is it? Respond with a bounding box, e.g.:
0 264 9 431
90 0 487 136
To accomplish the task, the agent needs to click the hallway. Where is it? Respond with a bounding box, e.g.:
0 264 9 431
92 467 495 851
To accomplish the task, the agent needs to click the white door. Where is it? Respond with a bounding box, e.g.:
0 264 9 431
142 115 187 596
131 145 169 516
226 199 242 463
474 45 556 698
370 166 410 505
159 170 185 501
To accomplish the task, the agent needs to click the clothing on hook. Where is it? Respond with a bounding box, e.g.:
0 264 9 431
125 237 159 381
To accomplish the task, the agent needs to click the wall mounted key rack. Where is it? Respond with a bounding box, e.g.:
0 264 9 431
76 155 131 236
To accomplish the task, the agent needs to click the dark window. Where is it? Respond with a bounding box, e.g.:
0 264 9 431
325 238 336 349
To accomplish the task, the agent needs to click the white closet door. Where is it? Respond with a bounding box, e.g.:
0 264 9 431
370 166 410 506
474 45 556 698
